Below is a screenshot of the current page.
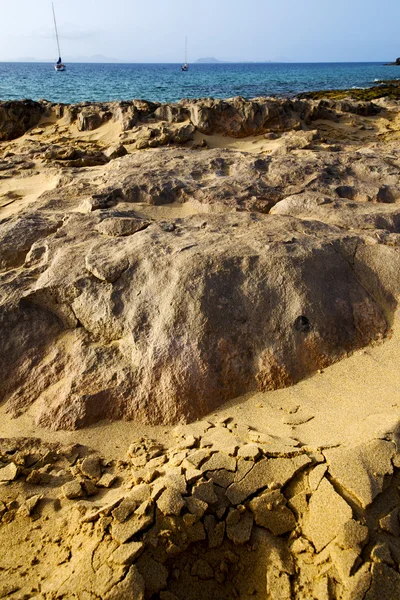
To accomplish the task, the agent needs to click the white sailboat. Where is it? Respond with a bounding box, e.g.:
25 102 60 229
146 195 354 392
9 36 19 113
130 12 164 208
181 36 189 71
52 2 66 71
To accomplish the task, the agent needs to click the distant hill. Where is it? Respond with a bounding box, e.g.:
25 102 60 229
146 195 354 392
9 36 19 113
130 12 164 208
195 57 223 64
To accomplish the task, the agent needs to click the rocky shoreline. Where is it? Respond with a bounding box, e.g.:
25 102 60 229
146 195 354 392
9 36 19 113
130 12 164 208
1 91 400 598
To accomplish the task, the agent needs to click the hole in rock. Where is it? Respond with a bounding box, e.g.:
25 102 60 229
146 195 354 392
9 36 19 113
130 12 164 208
294 315 311 333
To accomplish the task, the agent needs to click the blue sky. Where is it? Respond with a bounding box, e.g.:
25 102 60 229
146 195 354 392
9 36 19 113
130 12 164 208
1 0 399 62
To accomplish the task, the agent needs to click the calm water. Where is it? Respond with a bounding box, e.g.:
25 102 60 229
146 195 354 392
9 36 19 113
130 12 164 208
0 62 399 104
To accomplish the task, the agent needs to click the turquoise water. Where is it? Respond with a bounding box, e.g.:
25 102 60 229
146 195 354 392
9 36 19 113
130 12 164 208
0 62 399 104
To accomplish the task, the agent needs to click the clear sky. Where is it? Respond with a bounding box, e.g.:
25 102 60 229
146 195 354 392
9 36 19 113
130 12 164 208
1 0 399 63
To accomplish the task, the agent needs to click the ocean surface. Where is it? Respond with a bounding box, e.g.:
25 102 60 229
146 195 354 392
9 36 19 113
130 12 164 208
0 62 399 104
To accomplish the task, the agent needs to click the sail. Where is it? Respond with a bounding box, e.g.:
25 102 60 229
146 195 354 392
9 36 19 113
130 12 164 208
57 57 62 65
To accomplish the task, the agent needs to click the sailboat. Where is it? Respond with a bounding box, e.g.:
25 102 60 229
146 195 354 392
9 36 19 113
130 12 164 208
181 36 189 71
52 2 66 71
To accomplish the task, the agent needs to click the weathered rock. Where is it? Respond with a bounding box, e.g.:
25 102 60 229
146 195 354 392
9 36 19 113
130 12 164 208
80 456 102 480
108 541 144 566
157 488 185 516
249 490 296 535
104 565 145 600
0 462 19 482
62 480 84 499
302 477 353 552
0 100 44 140
324 440 396 508
226 508 253 544
111 507 154 544
227 455 311 505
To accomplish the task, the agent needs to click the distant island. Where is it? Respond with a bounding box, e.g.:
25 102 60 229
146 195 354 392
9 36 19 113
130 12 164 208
195 57 223 64
385 57 400 66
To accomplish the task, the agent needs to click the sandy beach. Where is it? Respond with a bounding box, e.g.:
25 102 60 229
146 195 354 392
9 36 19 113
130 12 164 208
1 91 400 599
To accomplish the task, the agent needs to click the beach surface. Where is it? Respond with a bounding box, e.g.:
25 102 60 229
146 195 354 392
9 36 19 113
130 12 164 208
0 92 400 599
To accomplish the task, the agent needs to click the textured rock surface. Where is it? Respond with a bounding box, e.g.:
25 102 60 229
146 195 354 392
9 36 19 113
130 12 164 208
0 94 400 429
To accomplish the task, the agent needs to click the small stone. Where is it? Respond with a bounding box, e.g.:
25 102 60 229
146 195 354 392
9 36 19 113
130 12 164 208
193 480 218 504
104 565 145 600
82 479 99 496
111 511 154 544
186 521 207 544
80 457 102 480
26 469 42 485
97 472 117 488
237 444 261 461
184 467 203 485
112 497 139 523
157 488 185 516
379 508 400 536
0 463 18 482
186 449 211 469
308 464 328 491
204 515 225 548
17 495 42 517
249 490 296 535
185 496 208 520
109 541 144 565
62 480 84 499
302 478 352 553
226 509 253 545
201 452 236 473
336 519 369 550
206 469 235 489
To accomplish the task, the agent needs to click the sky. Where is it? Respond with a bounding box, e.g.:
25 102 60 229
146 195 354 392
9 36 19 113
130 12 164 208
0 0 399 63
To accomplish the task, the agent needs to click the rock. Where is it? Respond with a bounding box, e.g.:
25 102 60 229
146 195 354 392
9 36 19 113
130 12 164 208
0 99 44 140
82 479 99 496
111 507 154 544
0 463 19 482
62 480 84 499
185 496 208 520
193 480 218 504
227 455 311 505
335 519 369 550
204 515 225 548
237 444 261 461
104 565 145 600
157 488 185 516
103 143 128 160
201 452 237 472
364 563 400 600
98 472 117 488
17 494 42 517
249 490 296 535
206 469 235 489
77 108 110 131
324 440 396 508
80 456 102 480
379 508 400 536
96 217 150 237
226 508 253 544
302 477 353 552
108 541 144 565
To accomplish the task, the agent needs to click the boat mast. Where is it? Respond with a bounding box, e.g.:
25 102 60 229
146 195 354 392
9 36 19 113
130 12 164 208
185 36 188 64
52 2 62 59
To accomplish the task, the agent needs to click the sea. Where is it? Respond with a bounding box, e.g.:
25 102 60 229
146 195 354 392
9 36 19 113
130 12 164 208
0 62 399 105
